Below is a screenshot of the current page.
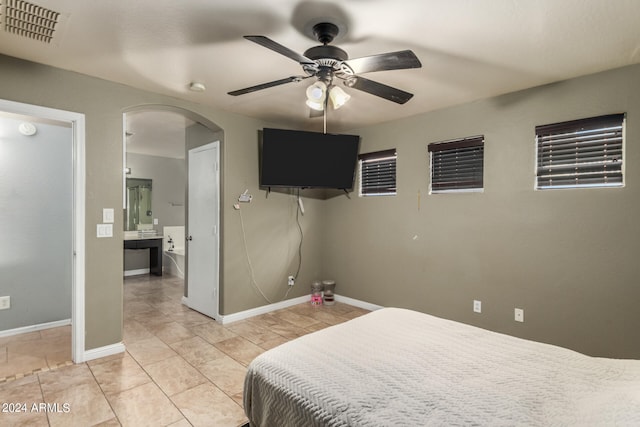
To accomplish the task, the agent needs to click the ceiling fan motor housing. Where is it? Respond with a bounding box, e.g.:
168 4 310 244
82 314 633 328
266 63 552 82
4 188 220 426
305 22 348 64
303 45 348 62
312 22 339 44
303 44 350 82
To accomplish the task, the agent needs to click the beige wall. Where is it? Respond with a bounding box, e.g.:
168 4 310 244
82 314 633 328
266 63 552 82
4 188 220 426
3 52 639 358
0 54 321 350
323 64 640 358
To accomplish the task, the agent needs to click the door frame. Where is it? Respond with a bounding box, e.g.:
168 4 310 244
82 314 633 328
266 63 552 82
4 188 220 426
0 99 86 363
185 141 220 319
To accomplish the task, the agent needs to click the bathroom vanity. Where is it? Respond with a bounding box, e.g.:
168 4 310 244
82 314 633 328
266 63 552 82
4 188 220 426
124 177 163 276
124 234 163 276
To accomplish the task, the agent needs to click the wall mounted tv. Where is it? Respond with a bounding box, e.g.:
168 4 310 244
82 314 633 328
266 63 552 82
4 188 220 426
260 128 360 190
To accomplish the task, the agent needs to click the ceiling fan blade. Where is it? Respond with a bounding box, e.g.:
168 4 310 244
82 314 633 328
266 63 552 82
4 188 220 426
244 35 315 65
228 76 308 96
346 76 414 104
344 50 422 74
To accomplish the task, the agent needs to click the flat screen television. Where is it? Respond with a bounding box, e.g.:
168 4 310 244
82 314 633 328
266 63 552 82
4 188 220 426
260 128 360 190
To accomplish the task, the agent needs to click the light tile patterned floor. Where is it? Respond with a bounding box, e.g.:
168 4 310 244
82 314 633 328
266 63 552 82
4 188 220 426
0 325 72 381
0 274 369 426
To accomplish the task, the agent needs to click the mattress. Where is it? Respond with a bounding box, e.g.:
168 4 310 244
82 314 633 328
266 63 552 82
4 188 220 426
243 307 640 426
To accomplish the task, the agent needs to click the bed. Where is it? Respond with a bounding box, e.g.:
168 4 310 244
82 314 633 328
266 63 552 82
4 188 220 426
243 307 640 426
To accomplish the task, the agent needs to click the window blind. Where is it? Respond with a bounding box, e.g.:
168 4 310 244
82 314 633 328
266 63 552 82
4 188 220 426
536 114 624 189
358 149 397 196
428 136 484 192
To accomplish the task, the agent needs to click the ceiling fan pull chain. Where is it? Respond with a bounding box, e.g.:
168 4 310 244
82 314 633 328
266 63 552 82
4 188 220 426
323 90 328 134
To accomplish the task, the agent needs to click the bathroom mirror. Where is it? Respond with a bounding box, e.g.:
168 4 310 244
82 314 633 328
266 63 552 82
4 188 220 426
125 178 153 231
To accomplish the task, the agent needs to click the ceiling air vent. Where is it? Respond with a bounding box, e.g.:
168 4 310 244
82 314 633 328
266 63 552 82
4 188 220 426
1 0 60 43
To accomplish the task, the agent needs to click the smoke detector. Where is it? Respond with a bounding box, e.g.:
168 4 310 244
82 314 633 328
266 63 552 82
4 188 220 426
189 82 206 92
18 122 37 136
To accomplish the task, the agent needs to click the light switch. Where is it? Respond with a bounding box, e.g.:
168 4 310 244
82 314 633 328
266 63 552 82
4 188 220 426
103 208 114 223
97 224 113 238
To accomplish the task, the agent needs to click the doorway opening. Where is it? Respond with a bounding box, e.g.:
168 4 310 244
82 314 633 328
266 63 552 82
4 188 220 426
123 105 222 322
0 99 85 378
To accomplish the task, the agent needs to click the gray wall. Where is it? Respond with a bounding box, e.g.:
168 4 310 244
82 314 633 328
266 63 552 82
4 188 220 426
323 64 640 359
0 115 72 330
124 152 186 272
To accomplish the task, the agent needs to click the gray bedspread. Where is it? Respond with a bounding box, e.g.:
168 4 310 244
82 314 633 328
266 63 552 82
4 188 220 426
244 307 640 426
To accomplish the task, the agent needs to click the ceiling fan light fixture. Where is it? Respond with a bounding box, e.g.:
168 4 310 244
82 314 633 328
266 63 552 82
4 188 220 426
306 99 324 111
306 81 327 102
329 86 351 109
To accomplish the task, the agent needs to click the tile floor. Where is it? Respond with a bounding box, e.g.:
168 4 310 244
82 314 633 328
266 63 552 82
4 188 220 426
0 274 369 426
0 325 72 382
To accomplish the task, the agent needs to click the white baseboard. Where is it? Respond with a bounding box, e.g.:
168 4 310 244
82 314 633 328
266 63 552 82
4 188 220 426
0 318 71 338
82 342 126 363
334 295 384 312
217 295 310 325
74 295 379 363
124 268 150 277
0 319 124 366
216 294 382 325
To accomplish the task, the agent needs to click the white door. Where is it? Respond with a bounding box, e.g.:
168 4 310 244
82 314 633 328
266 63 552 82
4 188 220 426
186 141 220 319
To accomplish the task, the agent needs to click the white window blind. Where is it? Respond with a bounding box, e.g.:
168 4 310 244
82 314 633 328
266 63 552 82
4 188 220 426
536 114 624 189
358 149 397 196
428 136 484 192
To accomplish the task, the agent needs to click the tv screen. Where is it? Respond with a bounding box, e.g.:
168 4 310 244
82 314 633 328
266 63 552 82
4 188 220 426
260 128 360 189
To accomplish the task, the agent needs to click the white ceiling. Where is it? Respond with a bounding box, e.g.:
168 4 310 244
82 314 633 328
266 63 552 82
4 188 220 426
2 0 640 153
125 110 194 159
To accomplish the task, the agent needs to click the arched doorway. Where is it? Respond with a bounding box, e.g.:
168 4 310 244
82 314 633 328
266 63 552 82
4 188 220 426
122 105 223 321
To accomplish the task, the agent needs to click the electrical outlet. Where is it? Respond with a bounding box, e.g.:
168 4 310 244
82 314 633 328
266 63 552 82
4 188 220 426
0 296 10 310
515 308 524 322
288 276 295 287
473 300 482 313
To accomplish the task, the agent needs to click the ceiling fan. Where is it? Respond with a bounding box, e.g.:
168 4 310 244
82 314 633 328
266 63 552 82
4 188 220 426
228 22 422 111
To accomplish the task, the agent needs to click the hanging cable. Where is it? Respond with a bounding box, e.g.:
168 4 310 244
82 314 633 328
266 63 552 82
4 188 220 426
238 207 273 304
323 85 329 134
294 188 303 281
283 189 304 300
238 191 304 304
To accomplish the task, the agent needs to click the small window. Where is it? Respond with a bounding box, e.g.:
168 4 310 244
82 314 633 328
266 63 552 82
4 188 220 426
358 149 397 196
536 114 624 189
428 136 484 193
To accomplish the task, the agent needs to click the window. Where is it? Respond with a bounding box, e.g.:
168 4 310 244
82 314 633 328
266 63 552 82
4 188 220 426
428 135 484 193
536 114 624 189
359 149 397 196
